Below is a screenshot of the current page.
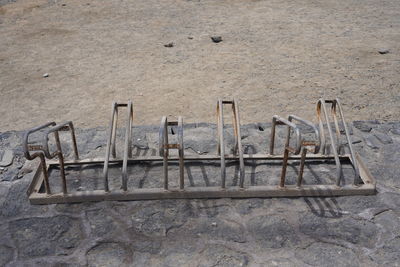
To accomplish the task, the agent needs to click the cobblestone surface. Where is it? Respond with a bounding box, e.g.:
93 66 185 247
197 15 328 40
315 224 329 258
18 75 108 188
0 121 399 266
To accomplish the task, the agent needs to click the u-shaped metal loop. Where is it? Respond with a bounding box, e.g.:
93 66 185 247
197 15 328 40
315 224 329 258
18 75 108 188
316 98 343 186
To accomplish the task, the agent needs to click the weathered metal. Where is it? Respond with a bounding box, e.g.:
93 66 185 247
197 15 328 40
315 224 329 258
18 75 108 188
23 98 376 204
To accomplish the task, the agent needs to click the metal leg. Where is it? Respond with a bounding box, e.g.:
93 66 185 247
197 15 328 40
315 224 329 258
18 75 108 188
178 116 184 190
232 99 245 188
297 148 307 187
39 154 51 194
54 131 67 194
279 125 292 188
103 102 117 192
217 99 226 189
122 101 133 191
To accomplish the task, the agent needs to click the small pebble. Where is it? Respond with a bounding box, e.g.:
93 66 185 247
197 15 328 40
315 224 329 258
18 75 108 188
188 36 193 39
164 42 174 48
211 222 217 227
211 36 222 43
42 73 49 78
378 48 389 54
61 3 66 6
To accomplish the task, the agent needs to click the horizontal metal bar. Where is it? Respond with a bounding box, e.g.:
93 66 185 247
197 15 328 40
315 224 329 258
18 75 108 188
28 183 375 204
47 154 352 166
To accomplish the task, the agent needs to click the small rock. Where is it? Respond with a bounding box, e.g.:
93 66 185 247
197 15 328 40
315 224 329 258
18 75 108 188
378 48 389 54
197 245 249 266
211 36 222 43
87 243 130 267
164 42 174 48
364 135 380 149
0 150 14 167
188 36 193 39
211 222 217 227
353 121 372 132
61 3 66 6
42 73 49 78
391 127 400 135
295 242 360 267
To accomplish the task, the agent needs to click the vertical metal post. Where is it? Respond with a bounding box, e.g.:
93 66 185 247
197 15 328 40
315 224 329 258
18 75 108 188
232 99 245 188
217 99 226 189
178 117 184 190
122 101 133 191
279 125 291 188
54 131 67 194
163 120 169 190
103 102 117 192
297 147 307 187
330 101 342 153
270 118 277 155
39 154 51 194
68 122 79 160
111 108 118 159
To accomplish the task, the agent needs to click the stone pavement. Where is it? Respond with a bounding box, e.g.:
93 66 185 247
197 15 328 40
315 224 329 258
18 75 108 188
0 121 399 266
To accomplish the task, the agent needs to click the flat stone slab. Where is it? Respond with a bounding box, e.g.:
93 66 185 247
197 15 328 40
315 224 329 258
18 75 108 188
0 121 399 266
0 150 13 167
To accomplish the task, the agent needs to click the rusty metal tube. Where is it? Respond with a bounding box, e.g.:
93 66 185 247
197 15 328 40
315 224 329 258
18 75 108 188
103 102 118 192
317 99 343 186
217 99 226 188
122 101 133 191
178 116 184 190
232 98 245 188
297 147 307 187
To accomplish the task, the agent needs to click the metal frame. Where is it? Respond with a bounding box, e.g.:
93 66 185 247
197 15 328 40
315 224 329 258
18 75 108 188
24 98 376 204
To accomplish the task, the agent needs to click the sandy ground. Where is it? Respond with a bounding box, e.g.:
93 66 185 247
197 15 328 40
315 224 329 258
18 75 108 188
0 0 399 131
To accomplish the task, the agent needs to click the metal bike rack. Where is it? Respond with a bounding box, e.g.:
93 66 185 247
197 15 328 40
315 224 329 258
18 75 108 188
24 98 376 204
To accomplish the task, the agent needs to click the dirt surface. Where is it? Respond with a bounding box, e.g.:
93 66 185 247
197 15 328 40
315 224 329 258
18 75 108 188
0 0 399 131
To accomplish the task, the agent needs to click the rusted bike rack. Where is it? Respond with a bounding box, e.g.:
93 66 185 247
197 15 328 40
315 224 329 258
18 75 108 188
24 98 376 204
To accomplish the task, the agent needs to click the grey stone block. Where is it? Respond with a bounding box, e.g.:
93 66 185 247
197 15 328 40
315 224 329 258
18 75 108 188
0 150 14 167
0 245 13 266
295 242 360 267
364 135 381 149
370 237 400 265
374 131 393 144
299 214 378 248
247 215 299 248
9 216 84 258
197 245 250 267
86 243 131 267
